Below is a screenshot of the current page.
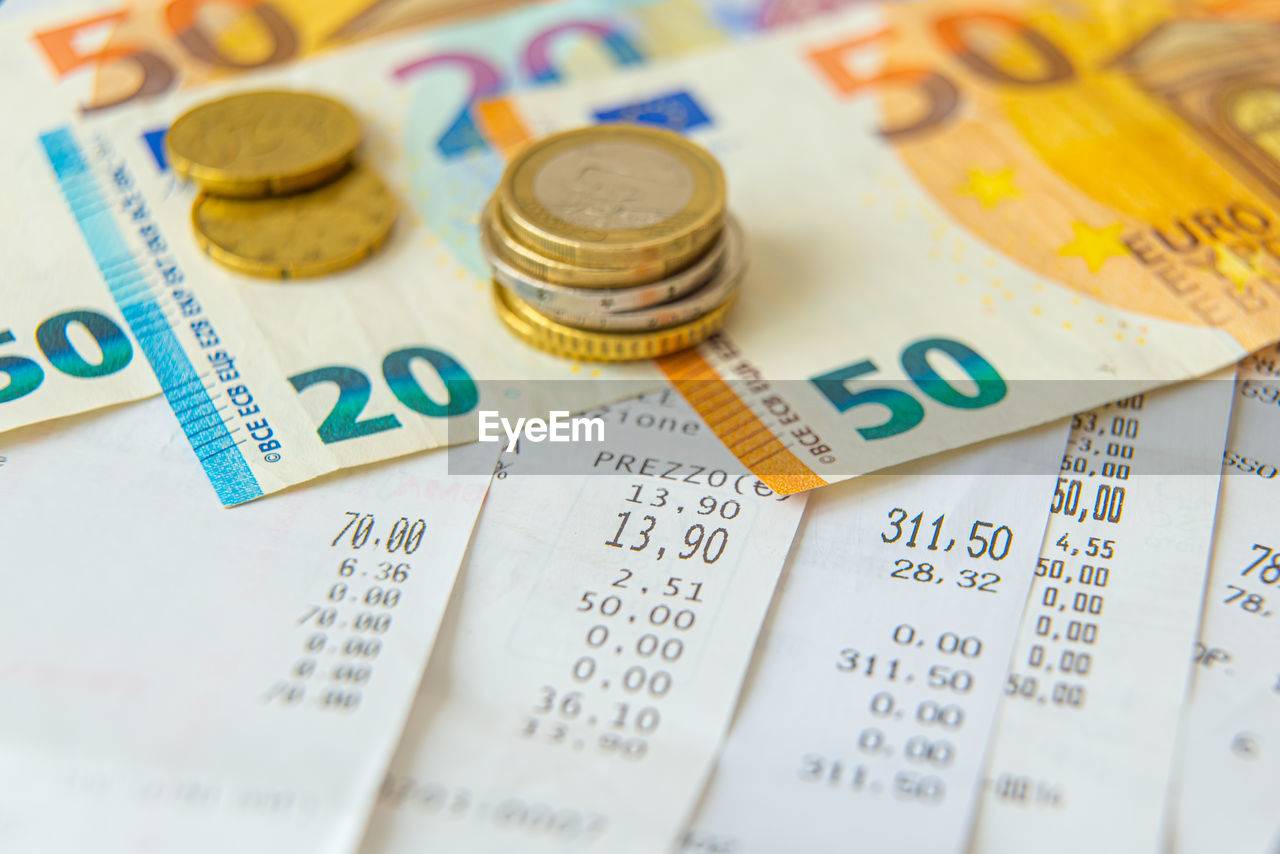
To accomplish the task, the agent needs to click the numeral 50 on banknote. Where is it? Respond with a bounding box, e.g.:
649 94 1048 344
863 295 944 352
811 337 1004 441
0 311 134 404
808 11 1074 138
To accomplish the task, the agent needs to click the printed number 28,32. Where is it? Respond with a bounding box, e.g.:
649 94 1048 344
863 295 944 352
811 337 1005 440
289 347 477 444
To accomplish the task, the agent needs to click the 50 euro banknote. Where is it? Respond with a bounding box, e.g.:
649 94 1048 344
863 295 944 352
5 0 1280 504
509 0 1280 492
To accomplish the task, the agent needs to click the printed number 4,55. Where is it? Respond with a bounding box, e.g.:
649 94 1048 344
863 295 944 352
289 346 477 444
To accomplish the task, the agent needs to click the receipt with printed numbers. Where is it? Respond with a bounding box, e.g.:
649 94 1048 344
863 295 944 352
681 423 1068 854
971 374 1235 854
0 399 491 854
359 391 807 854
1174 350 1280 854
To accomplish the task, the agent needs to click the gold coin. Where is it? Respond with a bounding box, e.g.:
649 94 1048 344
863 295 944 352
492 282 734 362
496 124 725 273
192 165 396 278
167 90 361 198
486 202 685 288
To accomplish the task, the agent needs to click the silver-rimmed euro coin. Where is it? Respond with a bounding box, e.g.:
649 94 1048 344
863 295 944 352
519 216 745 332
482 203 730 314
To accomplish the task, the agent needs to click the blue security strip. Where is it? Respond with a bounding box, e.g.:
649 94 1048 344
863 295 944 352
40 127 263 505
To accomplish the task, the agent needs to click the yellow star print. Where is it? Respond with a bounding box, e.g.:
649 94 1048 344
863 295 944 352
1212 246 1268 292
1058 221 1128 273
958 167 1020 208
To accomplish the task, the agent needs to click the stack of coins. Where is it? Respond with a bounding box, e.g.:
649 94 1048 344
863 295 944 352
166 90 396 279
483 125 744 361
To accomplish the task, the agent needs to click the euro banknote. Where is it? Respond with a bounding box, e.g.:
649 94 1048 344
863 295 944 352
0 0 838 501
510 0 1280 493
6 0 1280 505
16 0 735 115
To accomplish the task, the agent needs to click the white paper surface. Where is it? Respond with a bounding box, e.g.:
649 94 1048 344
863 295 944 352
360 390 807 854
972 375 1235 854
682 423 1069 854
0 399 491 853
1174 350 1280 854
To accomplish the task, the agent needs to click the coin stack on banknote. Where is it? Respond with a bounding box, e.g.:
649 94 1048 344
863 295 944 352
483 124 744 361
166 90 397 279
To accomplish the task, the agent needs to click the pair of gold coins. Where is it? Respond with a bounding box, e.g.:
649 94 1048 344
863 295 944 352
167 90 397 278
485 125 743 361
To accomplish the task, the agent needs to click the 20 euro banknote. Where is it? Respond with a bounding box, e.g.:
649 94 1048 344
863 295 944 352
0 0 836 502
